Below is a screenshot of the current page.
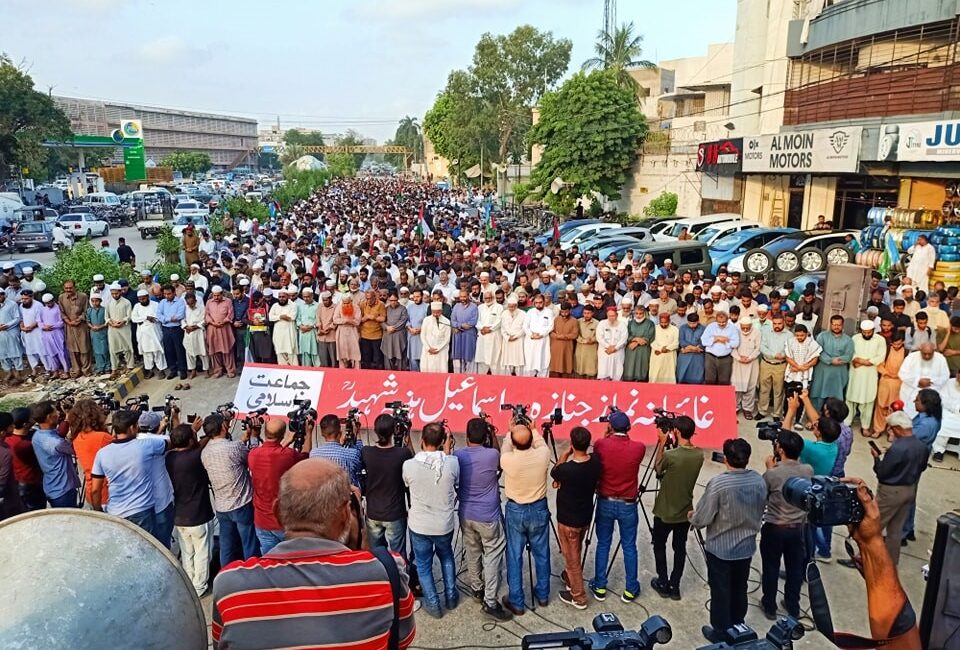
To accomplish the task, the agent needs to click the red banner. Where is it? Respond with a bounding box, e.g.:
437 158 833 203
234 363 737 448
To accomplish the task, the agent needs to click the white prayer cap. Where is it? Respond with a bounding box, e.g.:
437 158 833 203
211 285 224 294
190 263 200 269
664 259 673 265
860 320 876 331
479 272 489 278
709 285 723 294
137 289 149 297
286 285 298 295
252 260 264 270
239 278 250 287
2 262 13 271
301 287 313 294
757 304 769 312
90 292 102 300
506 295 519 305
887 411 912 429
22 266 33 274
740 316 753 327
92 274 105 282
430 301 443 311
41 293 53 303
320 291 332 299
109 282 122 291
171 273 182 282
263 288 273 297
565 284 575 291
34 281 46 292
620 297 634 307
140 268 151 276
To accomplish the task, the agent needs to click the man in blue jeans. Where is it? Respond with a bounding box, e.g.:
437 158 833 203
362 414 414 555
201 413 260 566
589 410 646 603
30 401 80 508
499 422 552 615
403 422 459 618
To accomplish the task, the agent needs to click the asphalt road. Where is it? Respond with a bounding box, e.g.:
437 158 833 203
8 225 160 272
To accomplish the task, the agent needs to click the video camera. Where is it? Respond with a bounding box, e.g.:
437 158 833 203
214 402 237 420
91 389 120 412
125 394 150 414
287 398 317 452
386 401 412 448
501 403 532 426
521 612 671 650
756 418 783 443
783 475 865 527
242 407 268 435
651 408 679 448
696 617 804 649
478 411 498 448
340 407 361 447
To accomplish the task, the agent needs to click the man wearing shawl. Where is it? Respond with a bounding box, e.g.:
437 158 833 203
500 296 525 376
731 317 761 418
106 283 134 373
295 287 320 367
623 304 655 382
451 289 479 374
205 286 237 377
381 292 409 371
677 313 706 384
334 292 362 368
475 291 503 375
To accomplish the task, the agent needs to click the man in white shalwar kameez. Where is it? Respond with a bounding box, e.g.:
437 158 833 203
420 301 451 373
269 286 300 366
933 374 960 461
475 292 503 375
898 342 949 417
181 292 207 376
845 320 887 435
522 294 554 377
596 306 628 380
131 290 167 376
906 235 936 293
499 296 525 375
18 291 45 375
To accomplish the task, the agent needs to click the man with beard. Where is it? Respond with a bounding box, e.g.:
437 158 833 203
475 291 503 375
522 294 553 377
316 290 338 368
231 282 250 370
381 293 409 371
549 302 579 377
106 283 134 373
500 296 525 375
451 289 479 374
359 290 386 370
131 289 167 378
406 288 428 371
295 287 320 367
845 321 887 437
269 287 299 366
205 285 236 377
420 301 451 373
58 280 91 377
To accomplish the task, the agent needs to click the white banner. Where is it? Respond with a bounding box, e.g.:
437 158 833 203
233 364 325 416
877 120 960 162
742 126 862 173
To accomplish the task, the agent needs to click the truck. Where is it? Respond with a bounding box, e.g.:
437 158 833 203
131 190 173 239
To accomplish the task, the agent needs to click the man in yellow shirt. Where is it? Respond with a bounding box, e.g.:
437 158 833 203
359 289 386 369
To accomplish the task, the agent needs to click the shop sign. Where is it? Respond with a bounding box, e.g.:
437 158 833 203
696 138 743 174
877 120 960 162
742 126 862 173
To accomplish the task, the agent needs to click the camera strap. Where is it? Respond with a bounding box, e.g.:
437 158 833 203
806 562 914 648
371 545 402 650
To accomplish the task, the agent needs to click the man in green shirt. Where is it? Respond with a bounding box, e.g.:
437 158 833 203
650 415 704 600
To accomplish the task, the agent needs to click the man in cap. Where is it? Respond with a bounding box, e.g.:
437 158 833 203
91 274 109 306
0 288 24 383
268 286 299 366
182 290 208 379
731 317 761 418
187 263 209 293
316 290 338 368
58 279 91 377
499 295 525 376
205 285 237 377
381 292 409 371
475 290 503 375
105 283 134 374
359 289 386 370
18 289 44 377
38 293 69 378
294 287 320 367
131 289 167 378
20 267 39 293
86 291 110 375
596 305 628 381
451 289 479 374
420 301 451 373
701 310 740 386
522 294 554 377
845 320 887 437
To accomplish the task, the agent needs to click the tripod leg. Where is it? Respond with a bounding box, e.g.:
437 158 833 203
606 539 622 578
580 496 598 569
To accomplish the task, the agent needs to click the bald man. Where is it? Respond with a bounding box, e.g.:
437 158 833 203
212 459 417 649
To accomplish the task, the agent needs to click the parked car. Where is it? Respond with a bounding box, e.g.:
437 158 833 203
12 206 58 223
6 258 43 275
648 219 678 236
57 212 109 237
82 192 121 209
171 214 210 238
604 240 713 276
657 213 743 241
173 200 209 222
733 229 859 276
559 223 621 250
533 218 601 245
577 227 654 253
12 221 72 252
709 227 798 274
693 220 762 246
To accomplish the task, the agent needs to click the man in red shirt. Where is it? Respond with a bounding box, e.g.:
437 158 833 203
6 407 45 511
588 410 646 603
247 418 310 553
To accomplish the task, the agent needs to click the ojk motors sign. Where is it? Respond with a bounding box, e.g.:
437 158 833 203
742 126 862 174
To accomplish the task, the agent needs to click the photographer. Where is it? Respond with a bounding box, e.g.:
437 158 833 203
212 459 417 650
689 438 767 644
362 414 414 556
403 422 459 619
589 410 645 604
453 417 511 621
248 418 309 554
650 415 703 601
760 429 813 620
309 414 364 488
550 426 600 610
136 411 178 549
30 400 80 508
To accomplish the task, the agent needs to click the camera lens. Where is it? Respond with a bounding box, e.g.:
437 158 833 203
782 476 812 510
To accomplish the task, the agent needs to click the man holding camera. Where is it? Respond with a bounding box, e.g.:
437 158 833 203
309 414 364 488
589 410 645 604
760 429 813 620
248 417 310 554
362 414 414 556
690 438 767 644
650 415 703 601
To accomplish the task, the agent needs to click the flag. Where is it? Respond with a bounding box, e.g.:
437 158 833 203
483 202 495 238
552 215 560 242
415 203 432 240
878 231 901 278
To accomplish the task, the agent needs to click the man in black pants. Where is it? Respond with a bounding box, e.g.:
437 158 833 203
649 415 703 600
157 284 188 379
690 438 767 644
759 429 813 620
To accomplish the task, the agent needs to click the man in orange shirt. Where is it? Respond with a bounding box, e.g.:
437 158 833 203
360 289 386 369
68 398 113 507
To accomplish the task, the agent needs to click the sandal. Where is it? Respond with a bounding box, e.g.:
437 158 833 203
174 383 183 391
182 383 191 390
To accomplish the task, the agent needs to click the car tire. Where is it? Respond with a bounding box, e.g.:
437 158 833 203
775 250 801 274
798 247 826 273
744 249 774 275
824 244 852 266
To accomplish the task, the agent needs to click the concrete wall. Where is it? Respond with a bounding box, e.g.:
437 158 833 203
618 153 701 216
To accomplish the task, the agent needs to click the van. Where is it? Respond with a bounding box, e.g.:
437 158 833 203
82 192 121 208
615 240 713 276
658 213 743 240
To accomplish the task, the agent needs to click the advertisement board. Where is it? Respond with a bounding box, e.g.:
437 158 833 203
742 127 862 173
877 120 960 162
696 138 743 175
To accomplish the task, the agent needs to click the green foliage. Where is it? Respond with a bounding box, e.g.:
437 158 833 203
512 181 532 205
160 151 212 176
325 153 356 178
224 197 270 223
274 168 331 206
282 129 325 148
528 70 647 210
154 224 182 264
149 262 187 284
589 197 604 217
279 143 306 166
258 150 280 171
207 213 225 238
38 240 137 294
583 22 657 97
386 116 422 167
335 130 369 169
643 192 678 217
0 54 73 181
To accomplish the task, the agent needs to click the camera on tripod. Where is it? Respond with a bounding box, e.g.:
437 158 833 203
652 408 679 448
340 407 361 447
696 617 804 649
478 411 498 448
501 403 532 426
387 401 412 447
242 407 268 432
92 389 119 412
782 475 865 527
214 402 237 420
287 398 317 452
125 394 149 414
521 612 671 650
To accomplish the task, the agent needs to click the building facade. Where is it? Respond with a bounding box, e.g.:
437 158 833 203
54 96 259 170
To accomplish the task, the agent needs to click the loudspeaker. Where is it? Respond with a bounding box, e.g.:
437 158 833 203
920 510 960 649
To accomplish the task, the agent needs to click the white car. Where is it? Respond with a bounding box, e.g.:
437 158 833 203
692 220 761 246
173 200 208 221
57 212 109 237
559 223 621 251
171 214 209 238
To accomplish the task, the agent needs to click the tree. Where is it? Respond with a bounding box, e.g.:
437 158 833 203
160 151 212 176
0 54 72 181
325 153 356 178
386 116 422 168
282 129 325 147
643 191 678 217
279 143 305 166
528 70 647 212
335 130 369 169
582 22 656 97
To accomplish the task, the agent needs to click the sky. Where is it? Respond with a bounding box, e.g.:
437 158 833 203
2 0 735 142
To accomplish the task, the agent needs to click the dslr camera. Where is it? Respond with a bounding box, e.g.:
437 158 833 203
652 407 679 448
287 398 318 452
697 617 804 649
522 612 671 650
501 403 532 426
340 407 361 447
756 418 783 442
783 475 865 527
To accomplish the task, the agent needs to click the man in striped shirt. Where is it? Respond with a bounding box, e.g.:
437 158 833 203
212 458 417 650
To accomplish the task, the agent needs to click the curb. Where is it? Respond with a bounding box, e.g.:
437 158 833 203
111 366 146 401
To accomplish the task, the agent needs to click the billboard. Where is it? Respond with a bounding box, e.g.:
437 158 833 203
877 120 960 162
696 138 743 175
742 127 862 174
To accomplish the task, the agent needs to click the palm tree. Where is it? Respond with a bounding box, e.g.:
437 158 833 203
582 22 656 97
395 116 423 161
